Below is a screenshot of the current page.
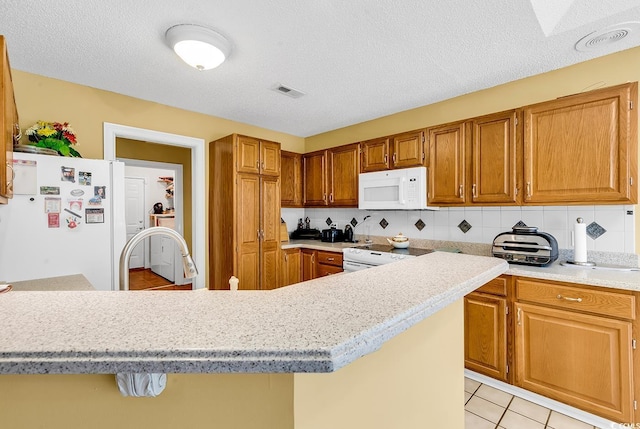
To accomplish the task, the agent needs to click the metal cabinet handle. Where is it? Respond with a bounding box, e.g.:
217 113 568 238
472 184 477 198
392 153 397 164
329 193 333 203
323 193 327 202
13 123 21 143
261 161 265 170
327 257 334 261
526 182 531 198
284 254 288 262
458 185 464 198
384 153 388 164
256 160 260 169
6 163 14 192
557 294 582 303
517 307 521 325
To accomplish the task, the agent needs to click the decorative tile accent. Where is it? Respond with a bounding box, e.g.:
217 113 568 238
414 219 425 231
350 217 358 227
513 220 527 228
458 220 472 233
586 221 606 239
379 218 389 229
325 217 332 226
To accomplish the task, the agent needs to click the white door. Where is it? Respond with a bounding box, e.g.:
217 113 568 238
124 177 146 269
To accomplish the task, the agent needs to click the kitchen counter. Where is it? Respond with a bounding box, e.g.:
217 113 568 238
281 238 358 251
9 274 95 291
0 252 506 374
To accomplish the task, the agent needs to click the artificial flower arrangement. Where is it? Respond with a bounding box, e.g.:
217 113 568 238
24 121 82 157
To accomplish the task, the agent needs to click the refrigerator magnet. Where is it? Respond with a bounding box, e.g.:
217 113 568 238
68 199 83 212
61 166 75 183
79 171 92 186
85 208 104 224
70 189 84 197
47 213 60 228
65 215 80 229
94 186 106 199
40 186 60 195
44 197 61 213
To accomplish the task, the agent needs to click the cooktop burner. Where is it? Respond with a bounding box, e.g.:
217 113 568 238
353 244 434 257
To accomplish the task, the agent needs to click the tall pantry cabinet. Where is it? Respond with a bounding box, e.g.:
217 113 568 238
209 134 281 290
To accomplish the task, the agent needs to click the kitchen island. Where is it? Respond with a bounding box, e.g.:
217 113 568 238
0 252 507 429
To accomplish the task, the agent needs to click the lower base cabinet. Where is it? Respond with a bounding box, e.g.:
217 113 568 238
466 275 638 423
301 249 317 281
281 248 302 287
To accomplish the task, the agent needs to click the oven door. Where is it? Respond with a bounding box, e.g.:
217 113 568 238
343 260 376 272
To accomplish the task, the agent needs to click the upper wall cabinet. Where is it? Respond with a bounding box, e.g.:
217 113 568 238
1 35 17 204
303 143 360 207
236 135 280 177
281 150 303 207
470 110 520 205
361 129 425 172
523 82 638 205
427 121 467 205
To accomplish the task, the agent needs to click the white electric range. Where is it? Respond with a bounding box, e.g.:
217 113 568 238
342 244 434 272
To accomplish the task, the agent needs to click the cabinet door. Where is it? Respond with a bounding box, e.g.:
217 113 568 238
361 137 390 172
260 140 281 177
281 248 302 286
391 130 425 169
471 111 518 204
281 151 302 207
301 249 317 281
523 83 638 204
236 135 261 175
464 292 508 382
260 176 280 290
427 122 466 204
303 150 328 206
515 302 633 422
1 36 15 203
236 174 260 290
328 143 359 207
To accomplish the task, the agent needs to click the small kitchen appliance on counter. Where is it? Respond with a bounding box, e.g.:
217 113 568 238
321 227 344 243
492 226 558 266
289 228 322 240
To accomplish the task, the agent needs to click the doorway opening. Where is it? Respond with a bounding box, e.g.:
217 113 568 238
103 123 206 290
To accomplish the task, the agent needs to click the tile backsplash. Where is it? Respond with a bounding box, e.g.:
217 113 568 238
281 205 635 253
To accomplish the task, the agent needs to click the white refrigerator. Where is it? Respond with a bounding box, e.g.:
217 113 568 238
0 152 126 291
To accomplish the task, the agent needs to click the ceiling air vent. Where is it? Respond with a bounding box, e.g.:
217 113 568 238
575 22 640 52
271 83 305 99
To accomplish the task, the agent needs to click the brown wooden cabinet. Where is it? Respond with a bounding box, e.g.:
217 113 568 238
470 110 520 205
209 134 281 290
281 248 302 287
1 35 17 204
514 278 635 422
316 250 343 277
301 248 317 281
523 82 638 204
280 151 303 207
464 275 511 383
361 130 425 172
427 121 467 204
303 144 360 207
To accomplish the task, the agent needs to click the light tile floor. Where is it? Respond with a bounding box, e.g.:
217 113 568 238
464 377 598 429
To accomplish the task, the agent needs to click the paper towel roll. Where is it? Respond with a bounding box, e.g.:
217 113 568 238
573 218 587 263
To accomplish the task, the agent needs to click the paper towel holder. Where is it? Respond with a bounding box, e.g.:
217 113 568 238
564 217 596 267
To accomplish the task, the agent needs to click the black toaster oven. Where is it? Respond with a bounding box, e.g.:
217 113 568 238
492 226 558 266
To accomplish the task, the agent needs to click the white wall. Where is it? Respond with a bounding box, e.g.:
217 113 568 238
283 205 635 253
124 165 174 226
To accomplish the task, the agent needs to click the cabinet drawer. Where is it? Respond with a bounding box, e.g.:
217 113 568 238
317 251 343 267
516 278 635 320
476 276 508 296
317 263 343 277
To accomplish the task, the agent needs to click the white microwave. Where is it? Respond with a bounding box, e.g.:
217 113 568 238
358 166 438 210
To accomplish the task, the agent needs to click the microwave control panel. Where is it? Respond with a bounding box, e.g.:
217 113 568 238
407 177 418 202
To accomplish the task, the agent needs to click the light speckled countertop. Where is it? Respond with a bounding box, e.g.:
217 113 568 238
0 252 506 374
285 238 640 292
9 274 95 291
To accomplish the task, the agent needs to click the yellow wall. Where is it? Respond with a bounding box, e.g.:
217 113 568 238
12 70 306 156
0 301 464 429
305 47 640 253
117 138 193 250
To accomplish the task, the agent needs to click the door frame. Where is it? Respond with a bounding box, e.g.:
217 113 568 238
103 123 206 290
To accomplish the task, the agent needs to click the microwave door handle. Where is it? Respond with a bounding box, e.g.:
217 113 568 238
399 176 406 205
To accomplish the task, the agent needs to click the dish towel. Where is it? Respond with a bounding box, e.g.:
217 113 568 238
116 373 167 397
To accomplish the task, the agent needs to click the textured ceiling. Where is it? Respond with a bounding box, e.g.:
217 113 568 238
2 0 640 137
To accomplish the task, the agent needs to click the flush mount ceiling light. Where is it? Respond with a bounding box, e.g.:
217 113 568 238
165 24 231 70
